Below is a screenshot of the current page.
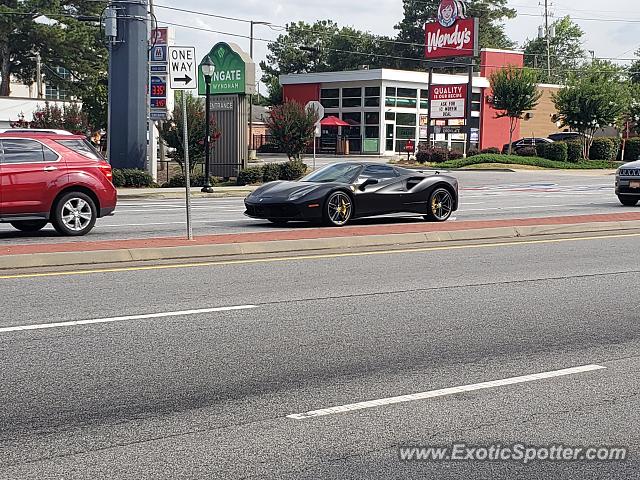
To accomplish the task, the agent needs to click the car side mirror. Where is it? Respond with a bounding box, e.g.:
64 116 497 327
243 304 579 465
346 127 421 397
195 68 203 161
358 178 379 191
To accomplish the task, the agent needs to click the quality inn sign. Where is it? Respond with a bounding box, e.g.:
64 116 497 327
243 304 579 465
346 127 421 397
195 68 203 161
198 42 256 96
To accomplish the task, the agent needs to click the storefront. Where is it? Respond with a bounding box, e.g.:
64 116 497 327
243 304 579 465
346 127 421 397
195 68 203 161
280 49 561 155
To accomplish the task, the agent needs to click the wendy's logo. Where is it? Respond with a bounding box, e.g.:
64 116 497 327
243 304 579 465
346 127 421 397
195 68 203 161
437 0 467 28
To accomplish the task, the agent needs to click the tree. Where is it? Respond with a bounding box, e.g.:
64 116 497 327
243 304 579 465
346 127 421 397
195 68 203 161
629 49 640 85
489 66 542 155
265 101 318 160
158 92 221 173
10 101 90 134
523 16 586 84
552 61 629 158
260 20 395 104
0 1 108 97
394 0 516 69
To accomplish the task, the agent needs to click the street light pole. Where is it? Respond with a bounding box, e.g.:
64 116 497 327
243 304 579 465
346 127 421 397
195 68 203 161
201 57 215 193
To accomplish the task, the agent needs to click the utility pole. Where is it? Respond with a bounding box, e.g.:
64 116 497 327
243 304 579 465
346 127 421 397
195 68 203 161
544 0 551 80
108 0 149 170
35 53 43 98
249 21 269 157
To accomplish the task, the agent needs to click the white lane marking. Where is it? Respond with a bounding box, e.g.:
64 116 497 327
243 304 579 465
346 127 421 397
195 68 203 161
461 204 593 212
98 219 262 228
287 364 606 420
0 305 258 334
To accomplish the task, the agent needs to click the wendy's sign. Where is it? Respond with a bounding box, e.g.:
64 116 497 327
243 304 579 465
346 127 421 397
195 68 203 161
425 0 478 59
429 84 467 119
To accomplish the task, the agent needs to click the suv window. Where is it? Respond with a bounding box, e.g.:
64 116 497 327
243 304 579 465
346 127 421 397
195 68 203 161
0 139 58 163
56 139 103 160
362 165 398 181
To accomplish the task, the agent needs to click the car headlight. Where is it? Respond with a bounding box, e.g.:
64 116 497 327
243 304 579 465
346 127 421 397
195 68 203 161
288 186 317 201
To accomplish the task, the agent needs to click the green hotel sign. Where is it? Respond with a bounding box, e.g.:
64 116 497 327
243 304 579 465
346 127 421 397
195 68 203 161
199 42 256 96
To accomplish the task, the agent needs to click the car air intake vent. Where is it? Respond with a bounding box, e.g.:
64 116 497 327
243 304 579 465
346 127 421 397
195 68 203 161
620 169 640 176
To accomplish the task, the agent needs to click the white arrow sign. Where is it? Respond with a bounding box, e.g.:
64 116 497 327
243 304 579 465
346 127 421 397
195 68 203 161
168 46 198 90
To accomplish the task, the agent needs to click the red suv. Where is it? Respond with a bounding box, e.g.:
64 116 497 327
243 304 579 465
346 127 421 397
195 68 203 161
0 132 117 236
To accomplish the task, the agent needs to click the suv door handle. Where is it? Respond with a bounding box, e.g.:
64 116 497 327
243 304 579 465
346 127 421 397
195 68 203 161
44 166 58 172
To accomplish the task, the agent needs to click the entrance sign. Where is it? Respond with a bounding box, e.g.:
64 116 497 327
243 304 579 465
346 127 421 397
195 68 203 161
168 46 198 90
429 84 467 119
425 0 478 59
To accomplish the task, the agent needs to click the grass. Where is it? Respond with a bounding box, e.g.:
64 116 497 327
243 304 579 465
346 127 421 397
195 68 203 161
432 154 621 170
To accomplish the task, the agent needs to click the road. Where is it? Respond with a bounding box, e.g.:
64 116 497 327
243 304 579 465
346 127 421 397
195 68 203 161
0 232 638 478
0 170 631 245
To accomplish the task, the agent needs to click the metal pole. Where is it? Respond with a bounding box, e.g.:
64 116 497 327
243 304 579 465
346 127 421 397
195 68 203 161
545 0 551 80
202 77 213 193
182 93 193 240
35 53 42 98
427 66 434 147
465 62 473 156
249 21 254 157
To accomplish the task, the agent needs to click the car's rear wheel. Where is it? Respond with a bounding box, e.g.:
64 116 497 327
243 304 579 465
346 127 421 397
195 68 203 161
268 218 289 226
10 220 48 232
52 192 97 236
324 191 353 227
425 188 454 222
619 196 639 206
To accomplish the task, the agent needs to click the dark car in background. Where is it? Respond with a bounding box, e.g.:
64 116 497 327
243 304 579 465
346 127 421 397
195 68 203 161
502 137 553 155
548 132 591 143
245 162 459 227
0 132 117 236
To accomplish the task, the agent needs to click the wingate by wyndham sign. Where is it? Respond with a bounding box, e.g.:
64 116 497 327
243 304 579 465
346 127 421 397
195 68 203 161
199 42 256 96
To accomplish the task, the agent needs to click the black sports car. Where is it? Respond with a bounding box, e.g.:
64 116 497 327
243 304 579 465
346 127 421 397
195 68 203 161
244 162 459 227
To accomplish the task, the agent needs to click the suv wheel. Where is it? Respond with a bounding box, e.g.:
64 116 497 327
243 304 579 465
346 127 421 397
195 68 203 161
619 196 639 206
10 220 48 232
52 192 97 236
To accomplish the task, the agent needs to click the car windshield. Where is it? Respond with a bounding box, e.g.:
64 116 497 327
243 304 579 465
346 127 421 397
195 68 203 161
301 163 362 184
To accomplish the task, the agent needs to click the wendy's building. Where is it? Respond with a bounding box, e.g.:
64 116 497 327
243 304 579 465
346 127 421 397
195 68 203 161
280 49 563 155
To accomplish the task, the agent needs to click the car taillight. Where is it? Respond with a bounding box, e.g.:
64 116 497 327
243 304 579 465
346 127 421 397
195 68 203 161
99 163 113 182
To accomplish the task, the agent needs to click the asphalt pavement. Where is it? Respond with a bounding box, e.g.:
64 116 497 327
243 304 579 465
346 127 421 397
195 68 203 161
0 170 632 246
0 232 638 478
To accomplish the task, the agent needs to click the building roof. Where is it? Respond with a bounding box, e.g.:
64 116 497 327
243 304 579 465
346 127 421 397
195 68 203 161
251 105 269 124
280 68 491 88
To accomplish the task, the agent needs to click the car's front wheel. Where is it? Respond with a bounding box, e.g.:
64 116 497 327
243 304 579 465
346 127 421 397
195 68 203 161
52 192 97 236
425 188 454 222
10 220 48 232
324 191 353 227
619 196 639 206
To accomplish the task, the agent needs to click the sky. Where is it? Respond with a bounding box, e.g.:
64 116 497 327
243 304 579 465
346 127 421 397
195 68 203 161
152 0 640 89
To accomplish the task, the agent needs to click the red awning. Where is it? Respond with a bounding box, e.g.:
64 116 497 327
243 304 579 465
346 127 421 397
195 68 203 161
320 116 350 127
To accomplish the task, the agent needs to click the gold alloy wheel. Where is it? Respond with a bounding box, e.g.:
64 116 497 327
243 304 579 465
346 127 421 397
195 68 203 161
327 192 353 226
428 188 453 221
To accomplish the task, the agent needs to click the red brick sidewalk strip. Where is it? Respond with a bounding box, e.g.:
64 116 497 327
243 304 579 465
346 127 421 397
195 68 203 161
2 212 640 257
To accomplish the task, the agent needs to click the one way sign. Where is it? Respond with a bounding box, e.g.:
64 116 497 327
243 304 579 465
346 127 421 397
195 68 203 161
168 46 198 90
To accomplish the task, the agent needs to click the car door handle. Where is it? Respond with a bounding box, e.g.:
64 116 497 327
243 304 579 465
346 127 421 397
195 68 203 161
44 166 58 172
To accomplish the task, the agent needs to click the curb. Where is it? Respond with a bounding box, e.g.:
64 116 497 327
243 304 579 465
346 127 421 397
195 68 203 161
2 220 640 271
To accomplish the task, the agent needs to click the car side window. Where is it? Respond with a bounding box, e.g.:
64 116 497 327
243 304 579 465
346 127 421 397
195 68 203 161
0 139 58 164
362 165 398 182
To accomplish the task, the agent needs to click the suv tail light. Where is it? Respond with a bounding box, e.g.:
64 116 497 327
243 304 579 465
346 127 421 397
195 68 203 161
99 162 113 183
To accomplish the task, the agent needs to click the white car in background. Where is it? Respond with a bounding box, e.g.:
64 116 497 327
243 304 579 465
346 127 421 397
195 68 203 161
615 160 640 206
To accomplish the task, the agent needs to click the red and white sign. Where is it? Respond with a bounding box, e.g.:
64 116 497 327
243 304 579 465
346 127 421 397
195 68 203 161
429 84 467 119
425 0 478 59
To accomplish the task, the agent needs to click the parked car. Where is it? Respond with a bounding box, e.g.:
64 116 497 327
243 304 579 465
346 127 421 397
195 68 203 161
547 132 590 142
245 162 458 226
502 137 553 155
0 128 74 135
615 160 640 206
0 132 117 235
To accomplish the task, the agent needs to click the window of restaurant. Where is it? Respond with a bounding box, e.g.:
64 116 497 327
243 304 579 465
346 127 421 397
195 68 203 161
364 111 380 153
320 88 339 108
365 87 380 107
341 87 362 108
341 111 362 152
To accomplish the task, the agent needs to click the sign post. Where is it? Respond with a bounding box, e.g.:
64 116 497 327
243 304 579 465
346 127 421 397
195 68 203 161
306 101 324 171
168 46 199 240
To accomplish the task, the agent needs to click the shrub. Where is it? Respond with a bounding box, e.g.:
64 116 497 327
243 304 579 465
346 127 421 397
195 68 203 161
536 142 568 162
565 141 583 162
589 137 616 161
278 160 307 180
112 168 154 188
262 163 281 183
448 151 464 160
417 141 431 153
236 166 264 186
517 146 538 157
415 151 431 163
430 147 450 163
163 173 216 188
624 137 640 161
481 147 501 155
467 148 480 157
